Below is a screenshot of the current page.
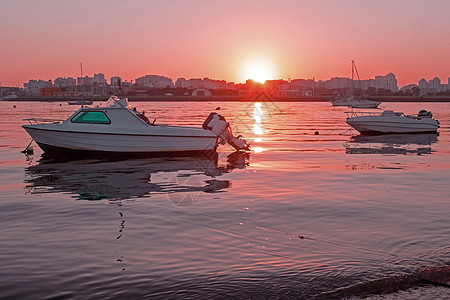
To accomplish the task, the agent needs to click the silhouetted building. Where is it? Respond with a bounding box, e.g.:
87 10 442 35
24 79 51 95
40 87 61 96
110 76 122 87
54 77 76 87
135 75 174 88
77 73 107 86
175 77 234 89
192 89 212 96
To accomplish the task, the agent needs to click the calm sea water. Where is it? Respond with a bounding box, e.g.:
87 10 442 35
0 101 449 299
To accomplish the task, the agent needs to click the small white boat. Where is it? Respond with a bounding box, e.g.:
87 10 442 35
67 99 94 105
23 96 249 154
0 94 18 101
332 95 381 108
346 110 440 134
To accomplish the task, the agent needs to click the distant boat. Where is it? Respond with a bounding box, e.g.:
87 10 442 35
332 95 381 108
67 99 93 105
346 109 440 134
0 94 18 101
330 61 381 108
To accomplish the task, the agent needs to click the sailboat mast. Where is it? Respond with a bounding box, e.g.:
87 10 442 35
80 63 83 85
352 60 367 99
351 60 354 95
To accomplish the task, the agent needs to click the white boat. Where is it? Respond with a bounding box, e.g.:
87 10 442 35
332 95 381 108
346 110 440 134
0 94 18 101
23 96 249 154
67 99 94 105
330 61 381 108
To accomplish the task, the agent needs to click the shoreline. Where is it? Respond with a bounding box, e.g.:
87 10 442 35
3 95 450 102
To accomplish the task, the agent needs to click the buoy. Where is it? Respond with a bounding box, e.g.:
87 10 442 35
216 106 221 110
315 131 319 135
26 146 34 154
21 146 34 155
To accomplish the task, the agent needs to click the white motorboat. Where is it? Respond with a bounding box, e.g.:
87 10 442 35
23 96 249 154
332 95 381 108
346 110 440 134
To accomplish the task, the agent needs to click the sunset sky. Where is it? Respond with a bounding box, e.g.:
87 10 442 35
1 0 449 87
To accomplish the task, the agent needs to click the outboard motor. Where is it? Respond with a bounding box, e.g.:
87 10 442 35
418 110 432 118
203 112 250 151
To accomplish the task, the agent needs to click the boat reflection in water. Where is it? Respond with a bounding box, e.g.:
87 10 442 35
344 133 438 155
25 151 249 204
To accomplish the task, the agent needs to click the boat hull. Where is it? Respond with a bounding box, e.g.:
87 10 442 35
346 116 439 134
23 126 218 154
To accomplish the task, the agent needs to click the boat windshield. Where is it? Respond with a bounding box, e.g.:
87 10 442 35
71 111 111 124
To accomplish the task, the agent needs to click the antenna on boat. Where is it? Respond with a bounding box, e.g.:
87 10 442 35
80 63 83 85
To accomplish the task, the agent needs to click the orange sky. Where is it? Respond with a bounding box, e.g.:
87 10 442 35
1 0 449 87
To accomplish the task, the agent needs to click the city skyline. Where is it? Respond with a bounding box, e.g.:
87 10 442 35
12 71 450 99
1 1 450 87
14 71 450 89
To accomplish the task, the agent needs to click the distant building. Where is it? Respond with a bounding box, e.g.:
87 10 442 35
430 77 441 92
175 77 235 89
290 79 315 89
272 90 302 98
418 77 444 95
374 73 398 92
310 73 397 92
191 89 212 96
400 84 418 94
40 87 61 96
418 78 427 89
110 76 122 87
175 78 188 88
400 84 417 91
54 77 76 87
265 79 290 90
77 73 107 86
135 75 174 88
24 79 51 95
329 77 352 89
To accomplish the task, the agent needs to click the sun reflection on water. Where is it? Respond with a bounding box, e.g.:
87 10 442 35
253 102 264 138
252 147 264 153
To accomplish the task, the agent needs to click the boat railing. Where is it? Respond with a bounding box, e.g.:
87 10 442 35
345 111 379 118
23 118 65 125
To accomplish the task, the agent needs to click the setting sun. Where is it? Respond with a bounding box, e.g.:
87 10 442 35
240 56 278 83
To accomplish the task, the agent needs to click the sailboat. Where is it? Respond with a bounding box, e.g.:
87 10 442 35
331 61 381 108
